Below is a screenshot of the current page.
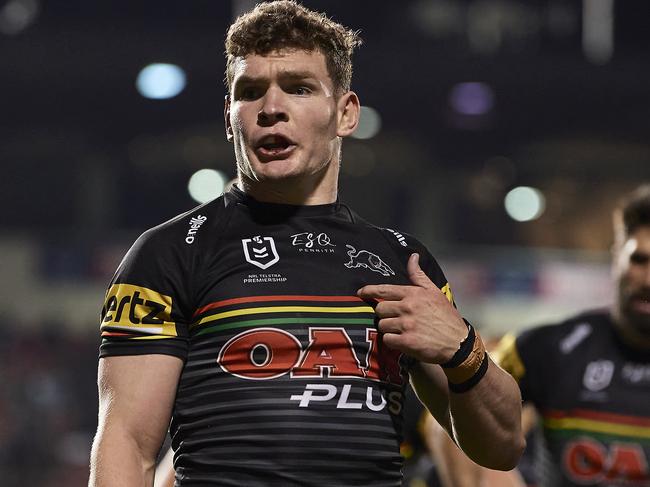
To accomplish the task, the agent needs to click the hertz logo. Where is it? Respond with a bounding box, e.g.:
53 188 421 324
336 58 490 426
101 284 177 337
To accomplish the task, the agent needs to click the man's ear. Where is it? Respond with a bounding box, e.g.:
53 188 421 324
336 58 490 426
224 95 234 142
336 90 360 138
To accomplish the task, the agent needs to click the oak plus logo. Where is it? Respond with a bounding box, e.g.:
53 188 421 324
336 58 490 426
242 235 280 269
185 215 207 244
290 231 335 253
344 245 395 277
217 327 406 414
563 438 649 484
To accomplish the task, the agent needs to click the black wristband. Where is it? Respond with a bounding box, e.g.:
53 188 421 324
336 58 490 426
440 319 474 369
447 352 489 393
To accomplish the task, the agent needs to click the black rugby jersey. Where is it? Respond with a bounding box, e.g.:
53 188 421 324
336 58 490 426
495 310 650 487
99 186 455 487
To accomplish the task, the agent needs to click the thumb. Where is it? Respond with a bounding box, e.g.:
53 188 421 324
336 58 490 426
407 253 435 289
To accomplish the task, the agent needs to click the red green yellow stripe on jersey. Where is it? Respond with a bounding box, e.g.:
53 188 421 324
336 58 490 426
191 295 377 336
543 409 650 443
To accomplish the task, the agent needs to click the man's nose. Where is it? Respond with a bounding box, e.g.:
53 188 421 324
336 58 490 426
258 87 289 125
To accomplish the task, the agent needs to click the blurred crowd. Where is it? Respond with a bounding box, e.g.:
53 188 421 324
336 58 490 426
0 320 98 487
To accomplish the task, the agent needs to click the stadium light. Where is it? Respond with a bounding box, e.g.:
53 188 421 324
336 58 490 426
504 186 546 222
136 63 187 100
188 169 226 204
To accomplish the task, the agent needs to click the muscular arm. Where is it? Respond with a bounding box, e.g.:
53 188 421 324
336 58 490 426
424 404 538 487
411 358 524 470
89 354 183 487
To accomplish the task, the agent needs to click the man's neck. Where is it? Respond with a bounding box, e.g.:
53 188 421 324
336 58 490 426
238 173 338 206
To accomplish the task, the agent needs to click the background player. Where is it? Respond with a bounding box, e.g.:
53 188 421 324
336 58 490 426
88 2 524 486
428 184 650 486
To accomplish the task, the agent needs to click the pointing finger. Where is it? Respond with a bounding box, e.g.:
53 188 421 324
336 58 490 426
358 284 410 301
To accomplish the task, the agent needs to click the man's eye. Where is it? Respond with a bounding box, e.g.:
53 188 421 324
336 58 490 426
630 253 650 265
239 87 261 100
291 86 311 95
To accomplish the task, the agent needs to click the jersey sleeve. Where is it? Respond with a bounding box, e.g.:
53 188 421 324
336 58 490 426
99 226 193 360
398 234 456 308
492 326 556 406
415 246 455 307
378 227 456 306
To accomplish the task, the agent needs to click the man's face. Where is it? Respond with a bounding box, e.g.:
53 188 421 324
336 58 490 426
614 226 650 338
225 49 346 185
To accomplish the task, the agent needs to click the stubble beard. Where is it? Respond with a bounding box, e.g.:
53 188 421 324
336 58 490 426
617 286 650 339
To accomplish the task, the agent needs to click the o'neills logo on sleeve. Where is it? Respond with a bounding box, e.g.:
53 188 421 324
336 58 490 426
386 228 408 247
101 283 177 337
185 215 207 244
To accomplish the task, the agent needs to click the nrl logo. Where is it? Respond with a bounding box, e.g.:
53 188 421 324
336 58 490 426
242 236 280 270
344 245 395 277
583 360 614 392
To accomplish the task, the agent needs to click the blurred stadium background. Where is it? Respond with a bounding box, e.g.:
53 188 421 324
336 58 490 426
1 0 648 485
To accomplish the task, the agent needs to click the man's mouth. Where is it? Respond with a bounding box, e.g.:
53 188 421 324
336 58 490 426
255 135 296 160
631 297 650 314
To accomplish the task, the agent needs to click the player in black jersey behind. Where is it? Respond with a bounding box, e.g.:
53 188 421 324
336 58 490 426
428 184 650 487
88 2 524 486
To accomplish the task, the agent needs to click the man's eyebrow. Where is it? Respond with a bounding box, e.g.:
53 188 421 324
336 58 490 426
277 70 317 81
233 75 261 86
234 71 317 85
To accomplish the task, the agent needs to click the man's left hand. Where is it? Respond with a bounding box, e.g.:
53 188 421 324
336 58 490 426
357 253 468 364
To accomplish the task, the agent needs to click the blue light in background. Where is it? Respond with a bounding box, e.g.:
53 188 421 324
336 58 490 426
136 63 186 100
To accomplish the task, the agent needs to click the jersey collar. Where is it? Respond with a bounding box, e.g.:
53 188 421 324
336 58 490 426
226 185 342 218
